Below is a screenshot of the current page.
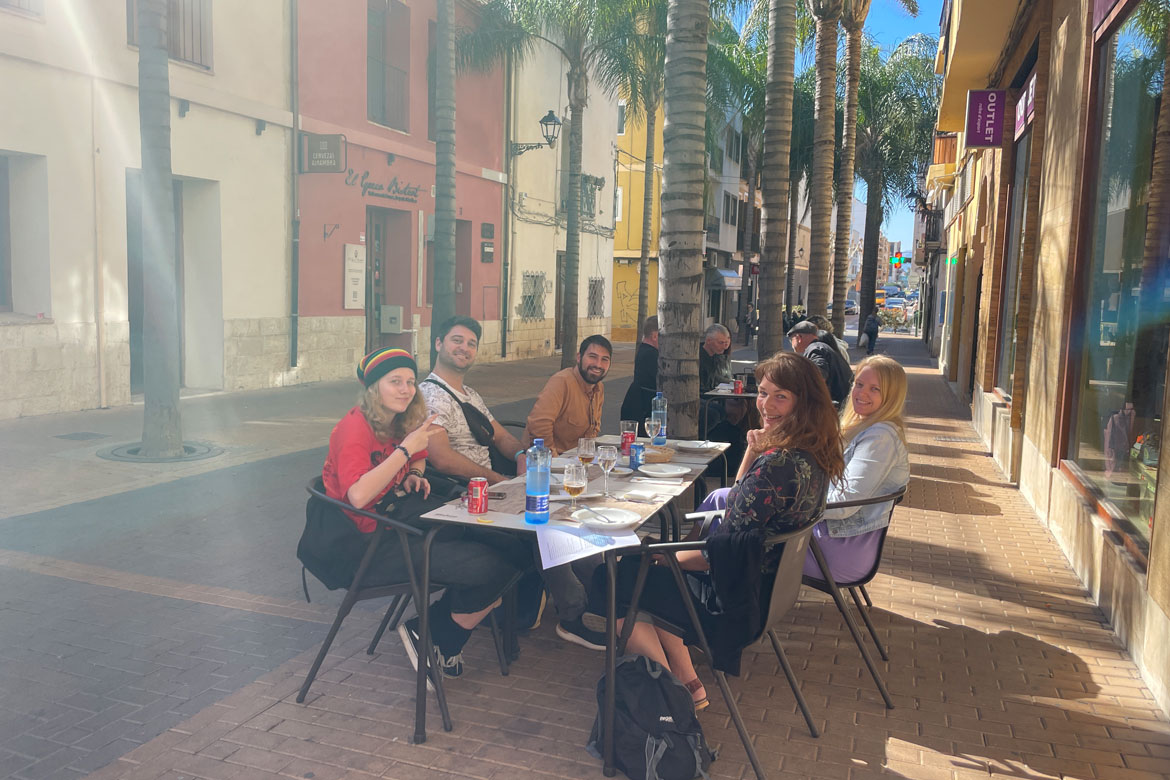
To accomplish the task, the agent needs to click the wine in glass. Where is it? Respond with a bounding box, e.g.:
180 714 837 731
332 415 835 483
577 437 597 465
563 462 588 511
644 417 660 441
596 445 619 497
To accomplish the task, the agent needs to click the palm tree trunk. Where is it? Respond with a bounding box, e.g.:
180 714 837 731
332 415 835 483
831 21 863 335
658 0 709 438
784 172 799 315
858 175 883 338
137 0 183 457
805 0 842 318
737 142 758 344
432 0 457 360
637 99 659 333
561 70 586 369
757 0 797 358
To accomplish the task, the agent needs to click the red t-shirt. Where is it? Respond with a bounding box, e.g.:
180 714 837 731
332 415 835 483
322 407 427 533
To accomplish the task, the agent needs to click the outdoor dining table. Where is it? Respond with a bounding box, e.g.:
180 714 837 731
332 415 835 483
417 437 730 774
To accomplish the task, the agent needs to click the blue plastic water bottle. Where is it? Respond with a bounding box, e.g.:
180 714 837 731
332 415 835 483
525 438 551 524
651 392 668 445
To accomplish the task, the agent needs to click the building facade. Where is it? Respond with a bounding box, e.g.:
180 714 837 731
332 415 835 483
0 0 294 418
929 0 1170 711
611 103 663 342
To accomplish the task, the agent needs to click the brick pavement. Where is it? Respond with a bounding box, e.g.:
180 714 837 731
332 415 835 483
4 334 1170 779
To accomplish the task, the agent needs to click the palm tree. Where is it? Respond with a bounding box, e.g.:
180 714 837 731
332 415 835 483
136 0 183 457
460 0 644 369
756 0 800 358
784 65 815 318
656 0 710 437
596 0 667 336
431 0 457 359
803 0 843 319
830 0 918 335
853 34 939 331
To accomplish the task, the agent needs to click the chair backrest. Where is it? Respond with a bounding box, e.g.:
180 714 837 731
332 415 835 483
760 522 820 637
810 485 908 588
305 477 423 538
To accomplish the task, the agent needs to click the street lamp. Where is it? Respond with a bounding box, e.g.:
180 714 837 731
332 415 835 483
511 110 562 156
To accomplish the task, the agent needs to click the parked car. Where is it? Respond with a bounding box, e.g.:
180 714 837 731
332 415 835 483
885 297 907 310
845 299 859 315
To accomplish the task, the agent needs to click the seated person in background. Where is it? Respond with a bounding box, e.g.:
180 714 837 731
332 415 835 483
802 355 910 583
420 316 528 485
787 320 853 407
806 314 851 366
699 324 733 394
591 353 844 708
524 335 610 456
322 348 530 680
620 316 659 425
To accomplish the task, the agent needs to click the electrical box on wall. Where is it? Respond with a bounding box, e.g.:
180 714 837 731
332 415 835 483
380 304 404 334
481 242 495 263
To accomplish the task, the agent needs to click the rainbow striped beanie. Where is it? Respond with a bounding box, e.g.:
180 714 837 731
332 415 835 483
357 347 416 388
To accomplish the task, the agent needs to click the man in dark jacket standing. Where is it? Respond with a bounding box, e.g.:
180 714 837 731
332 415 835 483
620 316 659 423
862 311 881 355
787 320 853 406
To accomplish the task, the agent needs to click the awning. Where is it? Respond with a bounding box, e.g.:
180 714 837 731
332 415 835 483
705 267 742 291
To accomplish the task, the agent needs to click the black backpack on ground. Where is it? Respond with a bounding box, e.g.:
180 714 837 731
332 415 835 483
587 655 716 780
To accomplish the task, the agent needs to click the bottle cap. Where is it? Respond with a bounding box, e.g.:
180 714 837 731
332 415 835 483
534 438 544 447
655 392 663 398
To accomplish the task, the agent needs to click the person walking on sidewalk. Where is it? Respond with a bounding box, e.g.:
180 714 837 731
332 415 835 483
322 348 530 680
862 312 881 355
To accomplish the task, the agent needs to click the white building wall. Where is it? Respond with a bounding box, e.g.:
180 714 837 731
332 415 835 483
0 0 292 418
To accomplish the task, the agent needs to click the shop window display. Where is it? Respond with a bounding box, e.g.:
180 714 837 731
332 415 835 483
1072 0 1168 546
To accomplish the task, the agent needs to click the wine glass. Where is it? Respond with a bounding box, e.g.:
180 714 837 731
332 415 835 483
644 417 660 441
577 437 596 466
596 445 619 497
563 462 588 511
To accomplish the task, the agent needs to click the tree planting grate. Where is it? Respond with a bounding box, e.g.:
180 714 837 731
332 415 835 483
97 440 224 463
934 436 982 443
54 432 109 441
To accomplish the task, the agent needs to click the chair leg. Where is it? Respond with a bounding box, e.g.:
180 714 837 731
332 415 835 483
388 591 411 631
367 594 404 656
849 587 887 661
809 538 894 709
766 629 819 737
662 554 767 780
858 583 874 609
488 610 510 677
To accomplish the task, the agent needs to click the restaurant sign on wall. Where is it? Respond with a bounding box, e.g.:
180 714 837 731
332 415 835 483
345 167 424 204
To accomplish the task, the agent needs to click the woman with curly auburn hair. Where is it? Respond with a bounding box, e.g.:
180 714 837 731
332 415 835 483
321 348 530 683
590 352 843 709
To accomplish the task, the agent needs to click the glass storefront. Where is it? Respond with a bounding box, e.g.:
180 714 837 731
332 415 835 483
1071 0 1168 545
995 128 1032 396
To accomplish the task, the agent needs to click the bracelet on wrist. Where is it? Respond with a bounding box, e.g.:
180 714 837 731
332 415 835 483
515 449 525 460
394 444 411 460
408 468 424 477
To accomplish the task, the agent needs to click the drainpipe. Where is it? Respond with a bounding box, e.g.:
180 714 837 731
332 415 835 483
289 0 301 367
91 77 108 407
500 51 514 358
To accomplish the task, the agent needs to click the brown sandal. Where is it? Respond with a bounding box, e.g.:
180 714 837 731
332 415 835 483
684 678 709 711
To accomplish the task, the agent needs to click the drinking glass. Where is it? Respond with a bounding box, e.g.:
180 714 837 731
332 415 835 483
596 445 619 497
577 437 596 465
644 417 660 441
563 462 588 511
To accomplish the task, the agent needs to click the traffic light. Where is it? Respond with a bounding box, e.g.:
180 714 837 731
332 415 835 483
889 251 903 269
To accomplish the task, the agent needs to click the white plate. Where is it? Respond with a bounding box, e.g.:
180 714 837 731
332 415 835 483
571 507 642 531
550 457 575 470
675 440 722 453
637 463 692 478
610 466 633 476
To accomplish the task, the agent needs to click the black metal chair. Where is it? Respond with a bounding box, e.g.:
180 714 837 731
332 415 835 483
605 522 821 780
802 486 908 663
298 478 511 744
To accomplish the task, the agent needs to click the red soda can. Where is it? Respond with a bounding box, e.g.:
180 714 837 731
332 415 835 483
621 430 636 455
734 379 744 394
467 477 489 514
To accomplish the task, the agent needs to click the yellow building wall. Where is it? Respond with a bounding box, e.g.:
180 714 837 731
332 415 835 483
611 259 659 342
613 106 664 257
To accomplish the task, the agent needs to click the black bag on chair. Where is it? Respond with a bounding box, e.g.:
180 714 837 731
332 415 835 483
297 497 367 592
587 655 716 780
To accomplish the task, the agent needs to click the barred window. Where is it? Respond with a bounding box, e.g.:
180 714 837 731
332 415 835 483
519 271 547 321
127 0 213 70
588 277 605 318
1 0 43 15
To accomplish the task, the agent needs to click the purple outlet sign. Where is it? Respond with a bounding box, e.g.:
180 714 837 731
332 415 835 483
966 89 1006 148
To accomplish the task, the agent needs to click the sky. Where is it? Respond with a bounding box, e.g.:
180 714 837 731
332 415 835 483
859 0 946 256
